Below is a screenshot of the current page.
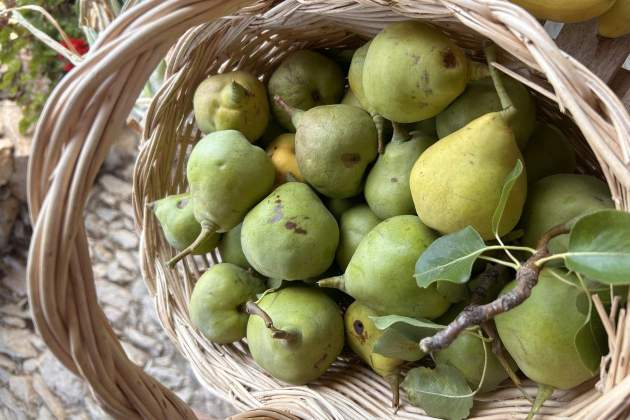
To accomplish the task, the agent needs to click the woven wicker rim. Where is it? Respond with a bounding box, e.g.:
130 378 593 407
27 1 630 419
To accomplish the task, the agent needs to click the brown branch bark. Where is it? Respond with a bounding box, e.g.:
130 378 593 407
244 301 297 342
420 224 569 353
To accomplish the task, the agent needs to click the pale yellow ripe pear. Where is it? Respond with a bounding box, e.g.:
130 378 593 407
266 134 304 185
511 0 615 23
410 112 527 239
597 0 630 37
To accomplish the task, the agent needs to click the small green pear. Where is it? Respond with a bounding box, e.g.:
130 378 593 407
246 287 344 385
193 71 269 142
189 263 266 344
365 124 435 219
363 21 487 123
336 204 381 270
278 100 378 198
320 215 450 319
523 122 577 183
168 130 275 266
435 75 536 149
520 174 613 253
345 302 404 407
348 42 371 110
241 182 339 280
495 268 605 389
268 50 344 131
218 223 249 269
326 195 363 220
154 193 220 254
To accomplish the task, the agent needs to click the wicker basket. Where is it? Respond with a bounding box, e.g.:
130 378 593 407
27 0 630 419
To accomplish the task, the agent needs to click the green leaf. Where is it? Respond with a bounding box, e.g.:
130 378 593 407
401 364 473 420
565 210 630 285
492 160 524 237
371 315 442 361
415 226 487 288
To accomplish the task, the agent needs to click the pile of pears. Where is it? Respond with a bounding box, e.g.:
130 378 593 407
151 20 614 413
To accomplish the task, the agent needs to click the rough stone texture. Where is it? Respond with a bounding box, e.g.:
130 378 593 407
0 121 237 419
0 195 19 251
0 138 13 187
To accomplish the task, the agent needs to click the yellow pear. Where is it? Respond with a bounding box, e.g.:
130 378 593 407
597 0 630 38
410 111 527 239
511 0 615 23
266 134 303 185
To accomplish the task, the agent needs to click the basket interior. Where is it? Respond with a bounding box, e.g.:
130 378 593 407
133 4 612 418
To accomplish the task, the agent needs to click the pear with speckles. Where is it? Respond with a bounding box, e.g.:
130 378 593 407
241 182 339 280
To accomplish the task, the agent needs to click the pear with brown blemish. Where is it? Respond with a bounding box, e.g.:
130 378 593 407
241 182 339 280
275 98 378 198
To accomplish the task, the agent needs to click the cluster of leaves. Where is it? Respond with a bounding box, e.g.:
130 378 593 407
0 1 81 133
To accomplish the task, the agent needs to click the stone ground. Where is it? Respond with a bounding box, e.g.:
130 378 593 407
0 106 237 419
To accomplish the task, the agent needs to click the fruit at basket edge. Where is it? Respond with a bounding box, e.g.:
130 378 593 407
266 133 303 185
336 204 381 271
362 21 488 123
319 215 450 319
281 100 377 199
522 122 577 184
267 50 344 131
365 123 435 220
495 268 606 389
435 74 536 149
345 301 404 407
168 130 274 266
246 287 344 385
597 0 630 37
410 111 527 240
511 0 616 22
189 263 266 344
193 71 270 142
520 173 614 254
153 192 219 254
241 182 339 280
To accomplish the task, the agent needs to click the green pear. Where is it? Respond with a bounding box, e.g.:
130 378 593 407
268 50 344 131
409 118 437 139
246 287 344 385
348 42 371 110
153 193 220 254
319 215 450 319
434 332 514 393
521 174 613 253
365 124 435 219
435 75 536 149
523 122 577 183
341 89 363 108
189 263 266 344
495 268 605 389
218 223 249 269
241 182 339 280
345 302 403 407
362 21 487 123
410 112 527 239
168 130 274 266
326 195 363 220
278 101 377 198
193 71 269 142
336 204 381 270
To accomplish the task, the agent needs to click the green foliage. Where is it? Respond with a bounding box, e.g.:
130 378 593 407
371 315 442 361
0 1 81 133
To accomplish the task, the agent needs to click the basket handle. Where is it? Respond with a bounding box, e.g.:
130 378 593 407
26 1 270 418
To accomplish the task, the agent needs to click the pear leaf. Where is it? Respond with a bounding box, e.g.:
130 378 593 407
401 364 473 420
491 159 524 237
371 315 442 361
415 226 487 287
565 210 630 285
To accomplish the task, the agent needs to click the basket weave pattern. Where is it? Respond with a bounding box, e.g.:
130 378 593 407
27 0 630 419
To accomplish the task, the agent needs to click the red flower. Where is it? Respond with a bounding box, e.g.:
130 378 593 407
59 37 89 72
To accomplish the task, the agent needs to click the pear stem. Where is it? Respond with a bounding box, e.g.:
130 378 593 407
317 275 346 292
391 121 410 143
244 301 298 342
372 113 386 154
419 223 569 353
384 372 401 409
223 81 250 107
167 220 218 268
273 95 304 128
527 384 554 420
469 61 490 81
484 44 517 121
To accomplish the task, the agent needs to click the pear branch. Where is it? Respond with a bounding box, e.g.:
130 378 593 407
420 224 569 353
244 301 298 342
